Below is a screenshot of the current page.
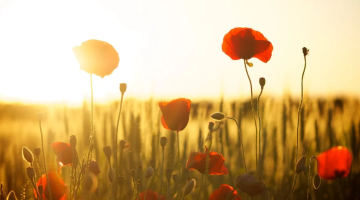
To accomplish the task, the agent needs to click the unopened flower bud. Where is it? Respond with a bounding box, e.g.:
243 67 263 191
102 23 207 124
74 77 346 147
119 140 126 150
70 135 77 147
145 166 154 179
22 146 34 164
108 167 115 182
33 148 41 158
83 172 98 193
302 47 309 56
259 77 266 89
120 83 127 94
37 185 43 196
165 169 172 182
89 160 101 175
295 155 306 174
7 190 18 200
130 169 136 179
208 122 215 131
211 112 225 121
160 137 167 148
26 167 35 179
172 173 179 183
103 146 112 160
117 176 125 186
37 112 43 122
183 179 196 196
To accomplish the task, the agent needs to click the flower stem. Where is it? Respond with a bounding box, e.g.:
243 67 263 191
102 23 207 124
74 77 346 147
244 59 258 176
197 174 204 200
257 88 263 181
158 147 165 200
39 120 53 200
176 131 181 176
115 93 125 199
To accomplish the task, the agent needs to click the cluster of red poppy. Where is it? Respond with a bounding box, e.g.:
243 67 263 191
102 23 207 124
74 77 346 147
30 27 353 200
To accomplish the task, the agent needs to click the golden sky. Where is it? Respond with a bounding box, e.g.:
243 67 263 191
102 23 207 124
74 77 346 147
0 0 359 104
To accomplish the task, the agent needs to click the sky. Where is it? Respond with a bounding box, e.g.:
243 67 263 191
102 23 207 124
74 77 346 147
0 0 359 104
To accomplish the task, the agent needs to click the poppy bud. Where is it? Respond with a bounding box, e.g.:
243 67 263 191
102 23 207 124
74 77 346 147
22 146 34 164
119 140 126 150
89 160 101 175
302 47 309 56
103 146 112 160
37 112 43 122
130 169 136 179
208 122 215 131
172 173 179 183
37 185 43 196
33 148 41 158
211 112 225 121
120 83 127 94
295 155 306 174
165 169 172 182
160 137 167 148
145 166 154 179
117 176 125 186
259 77 266 89
6 190 18 200
83 172 98 193
26 167 35 179
70 135 77 148
150 159 156 169
136 165 143 179
108 167 115 182
183 179 196 196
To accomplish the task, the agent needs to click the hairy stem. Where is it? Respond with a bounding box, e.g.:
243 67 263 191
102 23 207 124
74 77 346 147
257 88 263 181
39 120 52 200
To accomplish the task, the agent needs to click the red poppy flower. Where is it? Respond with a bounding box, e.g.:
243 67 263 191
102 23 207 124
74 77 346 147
73 39 120 78
209 184 241 200
222 27 273 63
186 147 228 175
159 98 191 132
317 146 352 180
51 142 72 166
35 171 67 200
136 190 165 200
236 174 266 197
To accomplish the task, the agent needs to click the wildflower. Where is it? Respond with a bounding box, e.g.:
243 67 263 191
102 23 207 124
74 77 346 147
236 174 266 197
159 98 191 132
209 184 241 200
186 147 229 175
72 39 120 78
222 27 273 63
51 142 72 166
35 171 67 200
183 179 196 197
317 146 352 180
136 190 165 200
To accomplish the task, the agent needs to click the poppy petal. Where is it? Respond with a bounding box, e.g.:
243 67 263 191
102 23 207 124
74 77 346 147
51 142 70 156
209 184 241 200
317 146 352 180
159 98 191 131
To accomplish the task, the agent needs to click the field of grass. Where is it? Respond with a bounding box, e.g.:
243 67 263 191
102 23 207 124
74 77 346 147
0 95 359 200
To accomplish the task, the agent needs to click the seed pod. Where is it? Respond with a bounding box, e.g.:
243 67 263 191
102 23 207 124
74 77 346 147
211 112 225 121
259 77 266 89
37 112 44 122
33 148 41 158
302 47 309 56
70 135 77 148
130 169 136 179
296 155 306 174
165 169 172 182
183 179 196 196
108 167 115 182
103 146 112 160
119 140 126 150
120 83 127 94
26 167 35 179
22 146 34 164
145 166 154 179
160 137 167 148
89 160 101 175
208 122 215 131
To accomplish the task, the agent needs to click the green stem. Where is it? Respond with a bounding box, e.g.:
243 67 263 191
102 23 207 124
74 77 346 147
144 181 148 200
115 93 125 198
158 147 165 200
244 59 258 176
257 89 263 181
176 131 181 176
197 174 204 200
227 117 247 174
39 120 52 200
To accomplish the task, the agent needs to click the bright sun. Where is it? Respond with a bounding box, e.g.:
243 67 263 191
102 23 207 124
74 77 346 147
0 1 135 104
